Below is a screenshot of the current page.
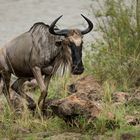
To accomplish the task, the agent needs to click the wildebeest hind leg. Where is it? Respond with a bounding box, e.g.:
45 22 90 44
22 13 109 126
11 78 36 111
1 72 13 110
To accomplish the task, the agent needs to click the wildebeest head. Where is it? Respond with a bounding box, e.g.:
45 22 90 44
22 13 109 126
49 15 93 75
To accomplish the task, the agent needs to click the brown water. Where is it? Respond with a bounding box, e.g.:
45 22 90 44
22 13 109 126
0 0 97 45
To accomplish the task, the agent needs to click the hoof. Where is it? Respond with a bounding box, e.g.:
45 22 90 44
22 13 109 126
38 101 48 116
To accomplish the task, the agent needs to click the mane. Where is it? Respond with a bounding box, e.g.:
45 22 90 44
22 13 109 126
29 22 49 33
51 44 72 75
28 22 51 51
29 22 59 33
29 22 71 76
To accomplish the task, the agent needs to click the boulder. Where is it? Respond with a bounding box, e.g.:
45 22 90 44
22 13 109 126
47 75 102 122
113 92 129 103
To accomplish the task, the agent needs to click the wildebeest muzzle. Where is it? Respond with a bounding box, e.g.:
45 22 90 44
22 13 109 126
71 61 84 75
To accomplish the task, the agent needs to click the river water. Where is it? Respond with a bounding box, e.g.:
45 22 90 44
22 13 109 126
0 0 99 45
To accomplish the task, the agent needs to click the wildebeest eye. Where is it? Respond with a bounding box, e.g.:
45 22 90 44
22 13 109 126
68 42 74 48
55 41 62 47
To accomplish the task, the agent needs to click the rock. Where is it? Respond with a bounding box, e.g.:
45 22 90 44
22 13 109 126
46 75 102 123
121 133 135 140
23 79 38 92
126 89 140 106
121 129 140 140
125 115 140 126
130 89 140 100
107 112 115 120
113 92 129 103
50 95 101 121
68 75 103 101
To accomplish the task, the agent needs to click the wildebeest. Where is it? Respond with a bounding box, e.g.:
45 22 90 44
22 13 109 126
0 14 93 111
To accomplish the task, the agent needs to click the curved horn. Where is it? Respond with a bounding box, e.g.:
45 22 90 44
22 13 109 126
81 14 93 35
49 15 69 36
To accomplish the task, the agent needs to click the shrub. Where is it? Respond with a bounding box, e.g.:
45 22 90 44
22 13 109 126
85 0 140 90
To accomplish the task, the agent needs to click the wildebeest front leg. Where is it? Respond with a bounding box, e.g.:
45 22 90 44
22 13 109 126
41 75 52 113
11 78 36 111
1 72 13 110
32 66 46 110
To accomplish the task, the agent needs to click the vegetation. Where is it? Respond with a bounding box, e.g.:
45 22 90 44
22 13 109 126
0 0 140 139
85 0 140 139
85 0 140 89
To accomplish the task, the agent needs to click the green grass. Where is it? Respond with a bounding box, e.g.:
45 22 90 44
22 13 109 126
0 76 139 139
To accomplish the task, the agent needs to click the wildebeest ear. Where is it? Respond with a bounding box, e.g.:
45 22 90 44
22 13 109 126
55 40 62 47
